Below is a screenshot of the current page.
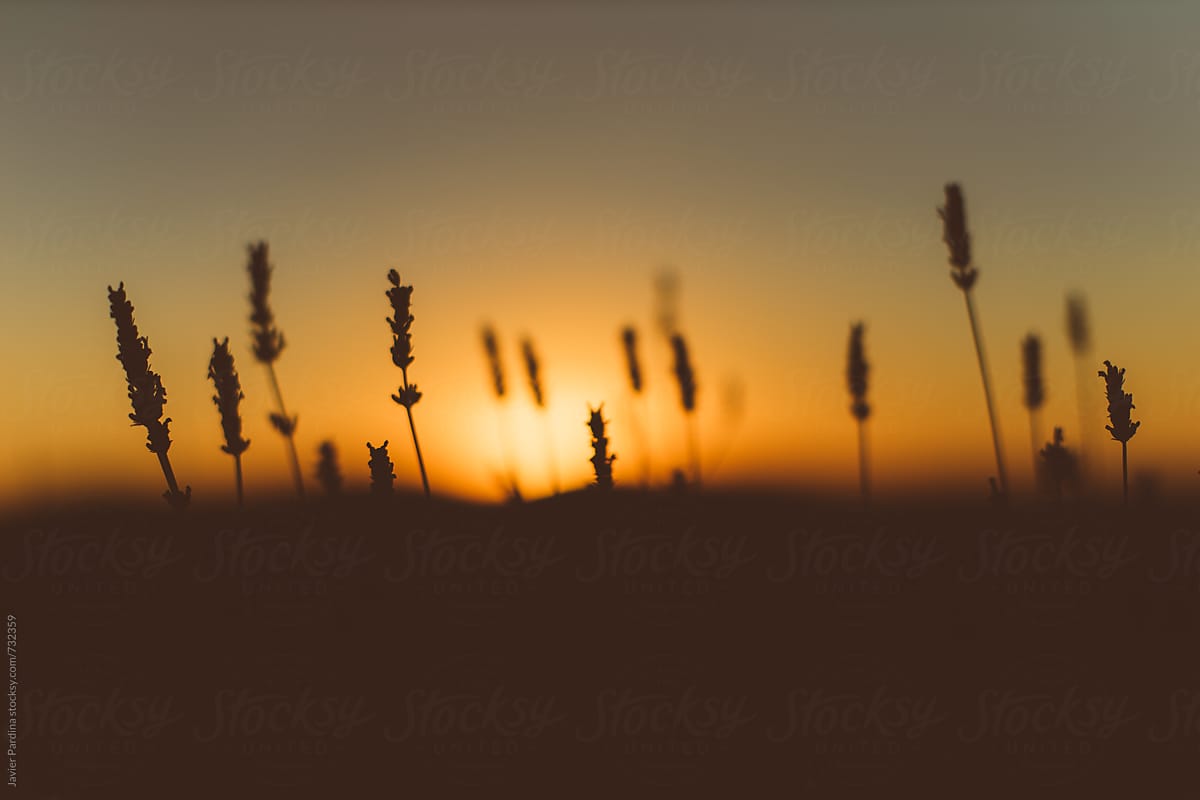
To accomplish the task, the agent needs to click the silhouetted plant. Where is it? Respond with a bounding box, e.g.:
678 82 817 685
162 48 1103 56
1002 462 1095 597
846 322 871 505
654 269 680 340
521 338 543 407
1067 294 1092 355
1040 427 1078 502
481 325 518 497
671 334 697 412
588 405 615 489
521 337 560 494
939 183 1007 497
621 327 643 394
386 270 429 497
620 326 651 487
247 241 304 499
988 477 1005 506
315 440 342 496
670 332 699 484
671 469 688 492
208 337 250 506
482 325 505 399
1022 333 1045 487
367 440 395 495
1098 360 1140 504
107 283 190 509
1065 292 1093 478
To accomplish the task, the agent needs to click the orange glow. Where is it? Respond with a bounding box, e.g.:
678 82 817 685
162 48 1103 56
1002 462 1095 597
4 2 1200 510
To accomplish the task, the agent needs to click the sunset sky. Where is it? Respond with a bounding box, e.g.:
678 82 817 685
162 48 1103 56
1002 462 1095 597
4 0 1200 509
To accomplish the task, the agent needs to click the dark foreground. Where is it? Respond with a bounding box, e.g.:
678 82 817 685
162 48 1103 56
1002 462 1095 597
3 490 1199 797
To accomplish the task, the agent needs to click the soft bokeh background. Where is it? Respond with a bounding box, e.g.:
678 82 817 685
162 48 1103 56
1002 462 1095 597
3 0 1200 509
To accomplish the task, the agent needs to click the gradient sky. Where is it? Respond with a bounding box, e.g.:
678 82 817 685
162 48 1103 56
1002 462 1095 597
4 0 1200 508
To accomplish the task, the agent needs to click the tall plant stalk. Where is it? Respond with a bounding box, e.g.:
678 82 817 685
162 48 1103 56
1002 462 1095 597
1022 333 1045 489
208 337 250 506
846 322 871 505
1098 360 1139 504
685 418 700 486
482 325 519 498
1028 409 1041 489
234 457 243 505
247 241 304 499
670 332 699 485
939 183 1007 496
521 337 559 494
1121 443 1128 503
620 326 651 487
965 290 1007 494
108 283 190 509
265 362 304 498
386 270 430 497
857 420 869 503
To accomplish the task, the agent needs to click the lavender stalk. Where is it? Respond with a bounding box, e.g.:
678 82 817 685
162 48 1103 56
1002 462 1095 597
481 325 519 498
670 332 699 485
1022 333 1045 489
1098 360 1140 504
108 283 190 509
621 326 651 487
386 270 430 497
247 241 304 499
846 322 871 505
587 405 615 489
367 440 395 495
938 183 1008 497
208 337 250 505
521 337 559 494
1040 427 1078 503
315 441 343 496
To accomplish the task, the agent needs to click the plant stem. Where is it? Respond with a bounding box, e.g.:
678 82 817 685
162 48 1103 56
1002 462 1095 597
266 362 305 499
156 451 180 495
963 290 1008 495
405 406 429 498
1122 440 1128 505
857 418 870 506
686 412 701 486
495 403 518 497
402 368 430 498
234 453 244 507
1029 408 1041 492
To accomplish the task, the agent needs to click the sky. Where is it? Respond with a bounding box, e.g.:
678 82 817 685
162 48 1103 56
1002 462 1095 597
3 0 1200 509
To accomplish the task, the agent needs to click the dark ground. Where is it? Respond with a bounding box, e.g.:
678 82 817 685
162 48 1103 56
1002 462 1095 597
3 489 1199 797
